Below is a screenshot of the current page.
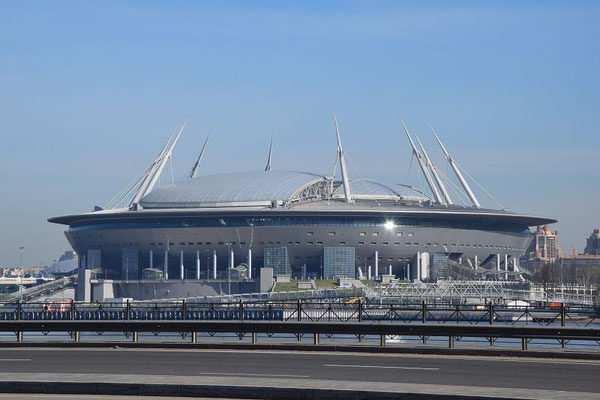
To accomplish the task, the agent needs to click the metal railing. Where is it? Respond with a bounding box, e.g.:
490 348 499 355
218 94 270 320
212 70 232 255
0 300 599 328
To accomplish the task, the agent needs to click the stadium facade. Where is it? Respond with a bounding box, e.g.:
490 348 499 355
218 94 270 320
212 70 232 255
49 119 556 300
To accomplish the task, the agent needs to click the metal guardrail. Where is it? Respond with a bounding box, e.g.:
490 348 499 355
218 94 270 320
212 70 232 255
2 320 599 351
0 300 599 327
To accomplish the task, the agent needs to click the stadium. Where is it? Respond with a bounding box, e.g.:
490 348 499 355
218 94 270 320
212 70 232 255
48 119 556 300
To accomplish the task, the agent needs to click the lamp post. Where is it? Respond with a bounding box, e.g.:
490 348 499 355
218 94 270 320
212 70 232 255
19 246 24 300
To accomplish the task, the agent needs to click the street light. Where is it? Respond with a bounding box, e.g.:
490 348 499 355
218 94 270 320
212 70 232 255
18 246 24 300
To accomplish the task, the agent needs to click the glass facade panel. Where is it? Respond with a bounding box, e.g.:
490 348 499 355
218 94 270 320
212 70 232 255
432 253 449 281
264 247 291 276
121 248 139 279
323 246 355 278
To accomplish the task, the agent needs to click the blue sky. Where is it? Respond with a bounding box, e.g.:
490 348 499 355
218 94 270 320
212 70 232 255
0 1 598 266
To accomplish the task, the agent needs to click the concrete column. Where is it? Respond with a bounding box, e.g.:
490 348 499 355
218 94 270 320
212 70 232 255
247 248 252 279
407 264 411 281
374 251 379 278
229 248 234 268
388 265 392 276
504 254 509 280
474 255 478 269
417 252 421 281
149 250 153 269
180 250 184 280
212 249 217 279
164 250 169 280
195 250 200 280
367 265 371 280
496 254 501 280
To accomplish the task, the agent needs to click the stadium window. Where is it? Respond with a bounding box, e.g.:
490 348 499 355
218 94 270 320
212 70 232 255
268 241 274 245
206 242 211 245
414 242 419 246
405 243 411 246
388 257 393 261
316 241 323 245
396 232 402 236
218 242 224 245
158 243 163 246
240 242 246 245
339 242 346 245
180 242 185 246
295 241 301 245
329 232 336 236
372 232 379 236
307 241 313 245
188 242 194 246
150 243 156 246
259 241 265 245
276 241 281 245
408 232 414 237
394 242 400 246
307 232 314 236
358 241 364 245
382 242 389 245
426 243 431 246
288 242 293 245
360 232 366 236
169 242 174 246
371 242 377 245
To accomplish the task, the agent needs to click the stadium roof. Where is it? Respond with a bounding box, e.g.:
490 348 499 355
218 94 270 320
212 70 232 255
139 170 328 208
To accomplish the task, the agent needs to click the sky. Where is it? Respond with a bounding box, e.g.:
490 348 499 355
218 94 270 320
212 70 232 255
0 1 598 267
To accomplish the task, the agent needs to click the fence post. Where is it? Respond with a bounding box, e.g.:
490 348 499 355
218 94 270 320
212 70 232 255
422 301 427 324
181 299 186 321
313 333 320 345
560 303 566 348
297 299 302 322
448 335 455 349
15 300 23 342
488 301 494 346
252 332 258 344
380 334 386 346
239 299 244 321
521 337 528 351
358 299 363 323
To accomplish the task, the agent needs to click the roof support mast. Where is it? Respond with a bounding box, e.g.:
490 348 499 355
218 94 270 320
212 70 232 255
428 123 481 208
415 135 453 205
333 115 353 203
188 132 211 179
402 121 444 204
264 132 274 172
142 121 187 198
130 128 178 206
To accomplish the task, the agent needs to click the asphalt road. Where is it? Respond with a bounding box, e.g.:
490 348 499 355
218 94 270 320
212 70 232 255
0 348 599 394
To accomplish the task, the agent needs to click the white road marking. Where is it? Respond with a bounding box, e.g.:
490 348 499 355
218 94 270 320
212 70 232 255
325 363 439 371
198 372 309 378
0 359 31 362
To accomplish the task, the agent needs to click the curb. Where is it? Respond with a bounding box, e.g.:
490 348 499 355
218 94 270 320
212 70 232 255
0 340 599 360
0 380 528 399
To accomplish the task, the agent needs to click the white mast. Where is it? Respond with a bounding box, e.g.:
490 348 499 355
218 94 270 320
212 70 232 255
428 123 481 208
264 132 274 172
415 135 453 205
130 129 177 206
402 121 443 204
334 115 353 203
142 121 187 197
188 132 211 179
